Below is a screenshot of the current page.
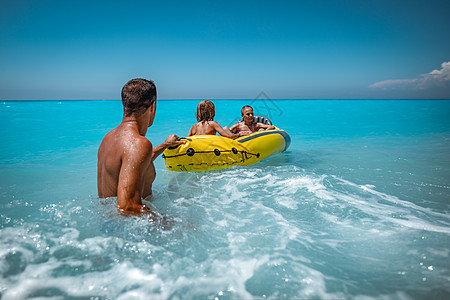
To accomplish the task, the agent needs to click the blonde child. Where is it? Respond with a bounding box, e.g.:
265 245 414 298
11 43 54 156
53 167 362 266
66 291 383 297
187 100 247 138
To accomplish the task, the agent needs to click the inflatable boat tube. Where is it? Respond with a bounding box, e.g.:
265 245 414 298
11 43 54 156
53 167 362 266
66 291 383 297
163 127 291 172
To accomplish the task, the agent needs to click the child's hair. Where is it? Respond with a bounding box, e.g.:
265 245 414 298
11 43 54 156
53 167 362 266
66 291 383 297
196 100 215 123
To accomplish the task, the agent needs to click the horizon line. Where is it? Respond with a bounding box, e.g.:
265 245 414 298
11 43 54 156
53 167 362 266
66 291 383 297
2 98 450 102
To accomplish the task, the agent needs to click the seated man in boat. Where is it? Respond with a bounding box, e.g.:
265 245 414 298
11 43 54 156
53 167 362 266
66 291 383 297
187 100 248 138
229 105 276 134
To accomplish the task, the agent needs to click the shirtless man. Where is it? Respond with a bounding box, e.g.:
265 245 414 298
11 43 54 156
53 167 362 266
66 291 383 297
229 105 275 134
97 78 184 214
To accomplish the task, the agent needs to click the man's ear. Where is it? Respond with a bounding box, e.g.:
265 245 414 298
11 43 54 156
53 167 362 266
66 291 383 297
149 101 156 112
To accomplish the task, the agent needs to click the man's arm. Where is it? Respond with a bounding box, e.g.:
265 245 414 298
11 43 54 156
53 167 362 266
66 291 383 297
229 122 240 132
256 123 275 130
116 138 153 214
152 134 185 161
97 144 104 197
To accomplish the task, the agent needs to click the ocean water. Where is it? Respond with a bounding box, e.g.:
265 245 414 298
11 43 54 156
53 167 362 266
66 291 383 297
1 99 449 299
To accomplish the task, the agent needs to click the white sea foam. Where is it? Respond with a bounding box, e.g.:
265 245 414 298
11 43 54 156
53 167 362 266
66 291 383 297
267 172 450 235
335 176 448 216
2 158 450 299
275 195 299 209
2 262 163 300
0 253 268 300
329 176 450 234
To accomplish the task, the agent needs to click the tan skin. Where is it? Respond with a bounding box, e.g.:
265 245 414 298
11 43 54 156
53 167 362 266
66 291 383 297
187 120 246 138
229 107 275 133
97 101 185 215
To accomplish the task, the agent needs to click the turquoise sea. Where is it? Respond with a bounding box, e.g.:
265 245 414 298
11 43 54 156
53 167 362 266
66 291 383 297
1 99 450 299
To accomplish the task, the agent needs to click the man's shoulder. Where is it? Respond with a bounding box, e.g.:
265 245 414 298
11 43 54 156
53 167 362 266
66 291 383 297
98 128 119 154
120 136 152 164
112 126 153 156
132 135 153 152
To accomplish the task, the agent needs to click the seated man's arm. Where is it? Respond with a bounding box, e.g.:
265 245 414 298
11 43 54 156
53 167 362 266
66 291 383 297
256 123 275 130
229 122 240 132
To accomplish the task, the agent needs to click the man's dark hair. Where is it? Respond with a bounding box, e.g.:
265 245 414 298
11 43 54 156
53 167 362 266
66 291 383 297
241 105 253 115
121 78 157 116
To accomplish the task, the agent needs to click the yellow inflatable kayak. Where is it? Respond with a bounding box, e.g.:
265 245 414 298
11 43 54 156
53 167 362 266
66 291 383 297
163 127 291 172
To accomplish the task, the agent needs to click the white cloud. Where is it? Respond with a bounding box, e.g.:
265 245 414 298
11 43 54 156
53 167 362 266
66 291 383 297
370 61 450 90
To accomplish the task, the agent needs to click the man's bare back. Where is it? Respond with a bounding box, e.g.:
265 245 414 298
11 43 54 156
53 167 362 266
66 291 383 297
97 79 183 215
97 122 154 210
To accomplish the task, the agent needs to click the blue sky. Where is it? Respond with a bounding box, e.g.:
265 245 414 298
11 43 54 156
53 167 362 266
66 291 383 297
1 0 449 100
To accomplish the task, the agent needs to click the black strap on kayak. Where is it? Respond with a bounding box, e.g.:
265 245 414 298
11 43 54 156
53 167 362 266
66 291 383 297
163 147 259 159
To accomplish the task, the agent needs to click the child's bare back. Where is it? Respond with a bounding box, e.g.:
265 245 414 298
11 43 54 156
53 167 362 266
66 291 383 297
187 100 244 139
188 121 220 136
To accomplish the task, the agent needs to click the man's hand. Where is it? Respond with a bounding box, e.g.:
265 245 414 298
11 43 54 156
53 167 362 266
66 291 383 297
164 134 186 147
152 134 186 161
